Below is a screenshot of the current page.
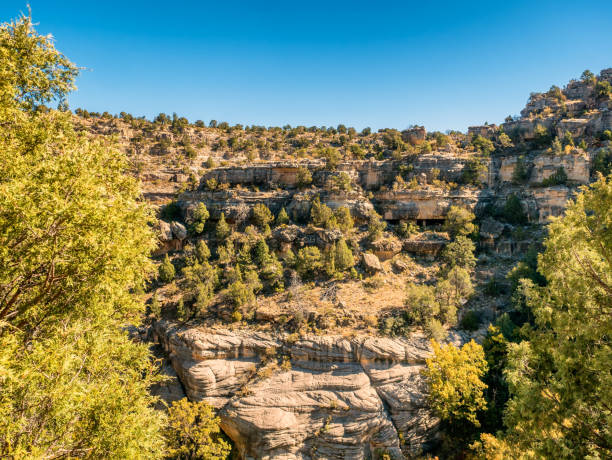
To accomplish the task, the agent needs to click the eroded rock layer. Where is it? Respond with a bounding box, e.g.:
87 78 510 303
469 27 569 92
153 320 439 459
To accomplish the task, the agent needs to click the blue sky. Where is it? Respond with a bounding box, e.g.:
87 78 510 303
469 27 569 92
3 1 612 131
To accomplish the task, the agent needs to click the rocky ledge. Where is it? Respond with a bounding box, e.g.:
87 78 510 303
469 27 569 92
153 320 442 459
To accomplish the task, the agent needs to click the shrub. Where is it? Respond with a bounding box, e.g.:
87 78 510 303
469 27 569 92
276 207 290 225
215 212 231 240
405 282 439 326
319 147 341 170
189 203 209 235
443 206 477 239
425 318 446 341
533 124 552 148
471 135 494 156
252 203 273 229
461 310 481 331
310 197 333 227
160 201 182 220
460 159 487 185
227 280 253 307
441 236 476 271
596 80 612 98
367 210 387 242
396 220 418 238
511 156 530 184
158 255 176 283
296 166 313 188
422 340 488 426
334 206 354 233
332 172 352 191
592 148 612 176
334 238 354 271
195 240 211 263
541 166 568 186
296 246 322 278
501 194 528 224
164 398 231 459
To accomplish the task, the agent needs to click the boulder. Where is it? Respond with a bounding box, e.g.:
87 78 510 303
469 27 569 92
362 252 383 273
170 221 187 240
159 220 173 242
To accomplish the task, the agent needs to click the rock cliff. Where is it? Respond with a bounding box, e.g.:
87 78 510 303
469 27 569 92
153 320 445 459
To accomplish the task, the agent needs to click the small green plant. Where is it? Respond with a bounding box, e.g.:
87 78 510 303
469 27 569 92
158 255 176 283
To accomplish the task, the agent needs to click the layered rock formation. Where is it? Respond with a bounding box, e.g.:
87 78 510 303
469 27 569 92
153 320 440 459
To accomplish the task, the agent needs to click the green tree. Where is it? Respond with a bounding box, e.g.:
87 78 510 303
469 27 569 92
189 203 210 235
252 203 273 229
164 398 231 459
501 175 612 458
367 210 387 242
334 206 354 233
471 135 494 156
296 166 312 188
443 206 477 239
0 14 164 458
296 246 322 278
405 282 439 326
195 240 211 263
441 236 476 271
276 207 290 226
423 340 488 426
501 194 528 224
334 238 354 271
310 196 333 227
216 212 231 240
159 255 176 283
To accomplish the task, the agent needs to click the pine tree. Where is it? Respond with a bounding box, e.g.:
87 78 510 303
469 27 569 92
276 207 290 226
216 212 231 240
334 238 354 271
159 254 176 283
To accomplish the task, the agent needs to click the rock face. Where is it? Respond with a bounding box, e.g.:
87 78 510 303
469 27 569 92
153 321 439 459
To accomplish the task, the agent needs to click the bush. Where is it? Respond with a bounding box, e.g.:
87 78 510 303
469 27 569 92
461 310 481 331
334 206 354 233
158 255 176 283
252 203 273 229
216 212 231 240
541 166 568 186
160 201 182 220
296 166 312 188
460 159 487 185
396 220 418 238
533 124 552 148
310 197 333 227
592 148 612 177
501 194 528 224
443 206 477 239
441 236 476 271
511 156 530 184
189 203 209 235
367 210 387 242
422 340 488 426
334 238 354 271
405 282 439 326
195 240 211 263
471 135 494 156
164 398 231 459
276 207 290 225
227 280 253 307
425 318 446 341
296 246 322 278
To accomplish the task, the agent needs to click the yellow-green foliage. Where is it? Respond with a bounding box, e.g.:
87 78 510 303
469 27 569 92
501 175 612 458
0 14 164 458
423 340 488 426
443 205 477 239
164 398 231 459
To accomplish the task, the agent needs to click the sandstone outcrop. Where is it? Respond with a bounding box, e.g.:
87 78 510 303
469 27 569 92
153 321 439 459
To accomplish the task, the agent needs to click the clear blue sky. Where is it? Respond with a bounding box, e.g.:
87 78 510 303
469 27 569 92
3 1 612 132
